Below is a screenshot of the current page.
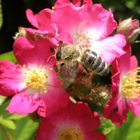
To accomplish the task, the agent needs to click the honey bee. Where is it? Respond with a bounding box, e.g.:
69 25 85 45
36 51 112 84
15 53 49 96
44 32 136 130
81 49 109 76
56 43 110 88
56 32 110 87
56 44 109 77
56 45 80 88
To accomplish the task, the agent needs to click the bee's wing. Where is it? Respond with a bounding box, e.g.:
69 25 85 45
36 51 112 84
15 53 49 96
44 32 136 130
58 61 79 88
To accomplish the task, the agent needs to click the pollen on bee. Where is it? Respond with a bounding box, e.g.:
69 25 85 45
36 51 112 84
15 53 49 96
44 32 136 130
121 67 140 99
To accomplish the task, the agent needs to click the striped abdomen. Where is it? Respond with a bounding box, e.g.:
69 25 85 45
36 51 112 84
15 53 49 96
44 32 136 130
81 49 109 76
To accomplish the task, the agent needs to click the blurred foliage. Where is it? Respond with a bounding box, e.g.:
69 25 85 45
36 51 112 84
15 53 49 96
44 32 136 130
0 0 2 29
97 112 140 140
95 0 140 19
0 51 16 62
0 96 39 140
108 112 140 140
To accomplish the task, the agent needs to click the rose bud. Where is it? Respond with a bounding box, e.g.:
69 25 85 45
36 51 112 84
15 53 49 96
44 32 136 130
117 18 140 43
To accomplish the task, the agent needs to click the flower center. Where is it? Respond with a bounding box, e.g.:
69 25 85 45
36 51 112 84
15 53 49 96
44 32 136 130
58 126 84 140
74 32 91 51
121 68 140 99
23 65 48 93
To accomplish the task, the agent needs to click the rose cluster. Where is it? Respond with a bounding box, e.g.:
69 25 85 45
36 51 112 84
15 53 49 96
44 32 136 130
0 0 140 139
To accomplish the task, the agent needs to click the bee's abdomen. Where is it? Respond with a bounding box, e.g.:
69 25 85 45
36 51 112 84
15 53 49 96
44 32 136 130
81 49 109 76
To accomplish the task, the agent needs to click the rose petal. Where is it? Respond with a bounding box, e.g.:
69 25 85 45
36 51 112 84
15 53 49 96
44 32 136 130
130 55 138 71
128 97 140 116
52 3 117 43
38 88 70 117
7 93 40 114
37 8 54 31
13 36 56 66
84 4 117 40
36 102 105 140
26 9 38 28
91 34 126 63
0 60 25 96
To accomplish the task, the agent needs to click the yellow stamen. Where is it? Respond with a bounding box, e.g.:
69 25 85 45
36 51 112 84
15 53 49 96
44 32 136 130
121 67 140 99
23 65 48 93
74 32 91 51
52 6 55 12
23 64 27 68
58 126 84 140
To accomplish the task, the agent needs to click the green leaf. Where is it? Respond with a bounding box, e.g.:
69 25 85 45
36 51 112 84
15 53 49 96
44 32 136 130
0 96 6 105
0 117 16 130
10 116 39 140
0 51 16 62
5 114 25 121
98 119 116 135
0 125 13 140
124 0 140 14
108 112 140 140
0 98 10 114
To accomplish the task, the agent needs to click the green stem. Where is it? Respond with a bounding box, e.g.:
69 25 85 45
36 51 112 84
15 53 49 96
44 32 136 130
0 125 13 140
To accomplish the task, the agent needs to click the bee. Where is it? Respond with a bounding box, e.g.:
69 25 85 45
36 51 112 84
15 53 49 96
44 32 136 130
56 34 110 87
57 44 109 75
56 44 80 88
81 49 109 76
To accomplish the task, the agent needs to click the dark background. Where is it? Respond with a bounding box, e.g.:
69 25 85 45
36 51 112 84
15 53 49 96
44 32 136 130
0 0 140 57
